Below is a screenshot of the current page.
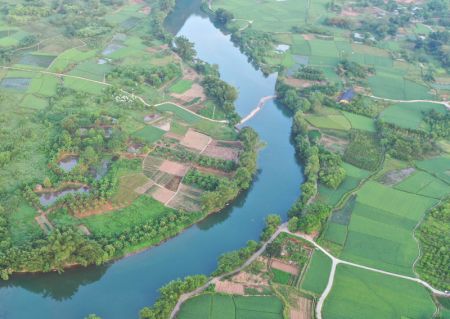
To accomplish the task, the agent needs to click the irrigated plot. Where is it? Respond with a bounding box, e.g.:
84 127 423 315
323 265 436 319
395 171 450 199
300 249 332 295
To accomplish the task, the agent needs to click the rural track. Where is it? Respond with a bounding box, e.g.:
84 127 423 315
368 94 450 110
0 66 228 124
170 223 449 319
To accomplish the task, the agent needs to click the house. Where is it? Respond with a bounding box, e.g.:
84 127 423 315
338 88 356 104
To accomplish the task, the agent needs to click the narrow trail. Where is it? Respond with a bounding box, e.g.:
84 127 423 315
0 65 228 124
237 95 276 126
368 95 450 110
170 224 449 319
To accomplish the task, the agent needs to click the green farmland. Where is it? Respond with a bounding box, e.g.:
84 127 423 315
301 249 332 295
323 265 436 319
177 294 284 319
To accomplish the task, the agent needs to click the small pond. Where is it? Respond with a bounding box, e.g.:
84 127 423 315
58 156 79 172
39 186 89 207
19 54 56 68
0 78 32 91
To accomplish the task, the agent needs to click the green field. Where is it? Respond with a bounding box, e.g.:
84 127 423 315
395 171 450 199
271 268 292 285
380 102 446 131
301 249 332 295
318 162 370 206
323 265 436 319
8 203 41 245
341 111 376 132
416 156 450 184
305 115 351 131
132 125 165 144
177 294 284 319
340 181 437 275
169 79 193 94
83 196 175 236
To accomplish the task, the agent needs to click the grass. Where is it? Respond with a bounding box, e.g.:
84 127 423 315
83 195 174 236
380 102 446 131
8 202 42 245
63 77 106 95
341 181 437 275
20 94 48 110
177 294 283 319
323 265 436 319
169 79 193 94
300 249 332 295
394 171 450 199
271 268 292 285
416 156 450 184
112 173 149 206
132 125 165 144
157 103 201 124
341 111 375 132
305 115 351 131
49 48 97 72
323 222 348 246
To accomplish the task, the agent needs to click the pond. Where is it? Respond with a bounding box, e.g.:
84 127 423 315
39 186 90 207
0 2 304 318
58 155 79 172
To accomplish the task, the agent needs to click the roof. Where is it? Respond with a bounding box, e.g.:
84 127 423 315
339 89 356 102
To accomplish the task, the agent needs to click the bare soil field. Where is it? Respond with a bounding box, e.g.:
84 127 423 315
320 134 349 154
284 77 322 89
271 259 299 275
149 185 175 204
181 129 211 152
202 142 239 161
379 167 415 185
290 297 313 319
135 180 155 194
215 280 245 295
171 83 206 103
159 160 189 177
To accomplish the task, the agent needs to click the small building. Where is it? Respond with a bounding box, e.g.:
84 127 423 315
338 88 356 104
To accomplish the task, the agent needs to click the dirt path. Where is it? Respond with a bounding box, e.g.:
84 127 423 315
0 66 228 124
368 95 450 110
238 95 276 126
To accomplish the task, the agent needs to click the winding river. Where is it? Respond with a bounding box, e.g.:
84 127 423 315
0 2 303 318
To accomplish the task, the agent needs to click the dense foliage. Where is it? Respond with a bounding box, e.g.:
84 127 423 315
294 66 325 81
344 131 382 170
318 149 346 189
212 240 260 276
416 200 450 291
140 275 208 319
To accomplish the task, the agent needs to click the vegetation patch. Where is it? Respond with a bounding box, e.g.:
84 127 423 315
170 79 193 94
300 249 332 295
323 265 436 319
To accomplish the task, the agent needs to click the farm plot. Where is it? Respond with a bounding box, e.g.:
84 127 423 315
167 184 204 212
305 115 351 131
169 79 193 94
180 129 211 152
341 111 375 132
380 102 446 131
318 163 370 206
416 156 450 184
212 0 309 32
49 48 97 72
300 250 332 295
340 181 437 275
0 77 32 92
18 53 56 68
322 265 436 319
8 203 41 245
83 195 174 236
394 171 450 199
68 59 113 82
132 125 166 144
177 293 284 319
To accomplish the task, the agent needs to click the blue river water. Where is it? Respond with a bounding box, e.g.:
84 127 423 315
0 2 303 318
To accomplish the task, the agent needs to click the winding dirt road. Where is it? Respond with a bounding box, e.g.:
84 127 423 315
368 94 450 110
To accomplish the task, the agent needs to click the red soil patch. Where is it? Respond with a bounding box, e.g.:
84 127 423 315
194 164 232 177
180 129 211 152
303 34 315 40
202 143 239 161
151 186 175 204
171 83 206 103
341 8 360 17
140 6 151 15
164 175 182 192
215 280 245 295
232 271 269 286
135 180 155 194
271 259 299 275
284 77 319 89
290 297 313 319
159 160 189 177
164 132 184 141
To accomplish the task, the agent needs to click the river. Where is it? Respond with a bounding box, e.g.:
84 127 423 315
0 1 303 318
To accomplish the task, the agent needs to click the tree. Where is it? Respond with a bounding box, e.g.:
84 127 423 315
215 8 234 26
266 241 282 258
288 216 299 232
43 177 52 188
173 36 196 62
